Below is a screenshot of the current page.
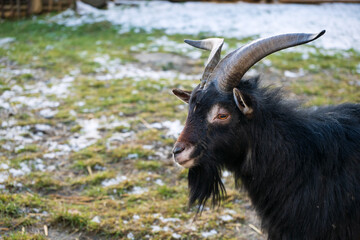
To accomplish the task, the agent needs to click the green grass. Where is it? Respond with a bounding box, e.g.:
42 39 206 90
3 232 46 240
71 171 116 186
15 145 38 154
109 144 154 162
135 160 162 171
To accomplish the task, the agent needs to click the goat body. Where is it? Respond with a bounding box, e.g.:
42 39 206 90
234 86 360 239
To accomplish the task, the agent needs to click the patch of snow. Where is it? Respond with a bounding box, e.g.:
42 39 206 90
185 224 197 231
91 216 101 223
43 153 57 159
284 69 305 78
222 170 231 178
1 90 15 99
43 143 71 159
151 225 162 232
150 120 183 138
11 96 60 110
102 175 127 187
225 209 237 215
33 159 45 171
172 233 181 239
154 179 164 186
106 120 130 129
159 216 180 223
262 59 272 67
69 119 101 151
94 54 112 65
0 172 9 183
107 132 134 141
77 101 85 107
45 45 54 50
1 143 12 151
136 36 203 59
201 229 218 238
0 68 35 78
34 124 52 133
133 214 140 220
0 125 41 146
163 226 171 232
47 165 56 171
50 1 360 51
162 120 183 138
129 186 148 195
62 75 75 83
186 51 202 60
127 232 134 240
47 142 71 152
23 77 73 99
302 52 310 60
149 122 162 129
0 87 60 110
1 119 17 127
219 215 233 221
39 108 58 118
0 163 9 170
11 85 23 93
9 162 31 177
69 110 77 116
106 132 135 149
94 61 200 82
0 37 15 47
127 153 139 159
70 68 81 76
43 82 72 99
246 68 259 77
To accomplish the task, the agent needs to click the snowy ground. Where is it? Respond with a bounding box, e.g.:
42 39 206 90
51 1 360 51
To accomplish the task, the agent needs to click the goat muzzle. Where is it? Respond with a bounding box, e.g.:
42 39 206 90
172 142 196 168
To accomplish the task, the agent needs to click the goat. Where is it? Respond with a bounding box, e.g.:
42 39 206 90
171 30 360 240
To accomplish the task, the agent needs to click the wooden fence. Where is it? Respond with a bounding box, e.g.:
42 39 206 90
0 0 74 19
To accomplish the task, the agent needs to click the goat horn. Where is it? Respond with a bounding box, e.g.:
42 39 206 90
184 38 224 87
212 30 326 92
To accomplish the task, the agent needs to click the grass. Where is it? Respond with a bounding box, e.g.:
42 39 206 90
0 14 359 239
15 145 38 154
3 232 46 240
135 160 162 171
109 144 154 162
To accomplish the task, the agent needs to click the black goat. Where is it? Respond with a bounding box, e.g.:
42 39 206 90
171 31 360 239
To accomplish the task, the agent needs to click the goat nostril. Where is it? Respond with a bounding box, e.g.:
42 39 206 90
173 145 185 155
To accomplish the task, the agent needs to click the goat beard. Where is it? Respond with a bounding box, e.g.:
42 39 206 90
188 159 226 212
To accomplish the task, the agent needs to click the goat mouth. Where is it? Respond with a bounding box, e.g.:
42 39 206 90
177 158 191 165
176 158 196 168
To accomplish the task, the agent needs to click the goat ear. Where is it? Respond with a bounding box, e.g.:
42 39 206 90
172 88 192 104
233 88 253 117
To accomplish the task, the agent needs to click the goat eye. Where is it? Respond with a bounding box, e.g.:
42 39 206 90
217 114 229 120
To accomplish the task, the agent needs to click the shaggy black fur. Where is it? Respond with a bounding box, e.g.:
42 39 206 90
182 78 360 240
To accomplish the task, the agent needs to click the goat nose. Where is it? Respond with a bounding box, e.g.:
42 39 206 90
173 143 185 156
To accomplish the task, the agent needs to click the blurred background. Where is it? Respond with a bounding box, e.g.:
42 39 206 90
0 0 359 239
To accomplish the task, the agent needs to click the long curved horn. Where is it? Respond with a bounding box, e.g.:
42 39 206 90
210 30 325 92
184 38 224 87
